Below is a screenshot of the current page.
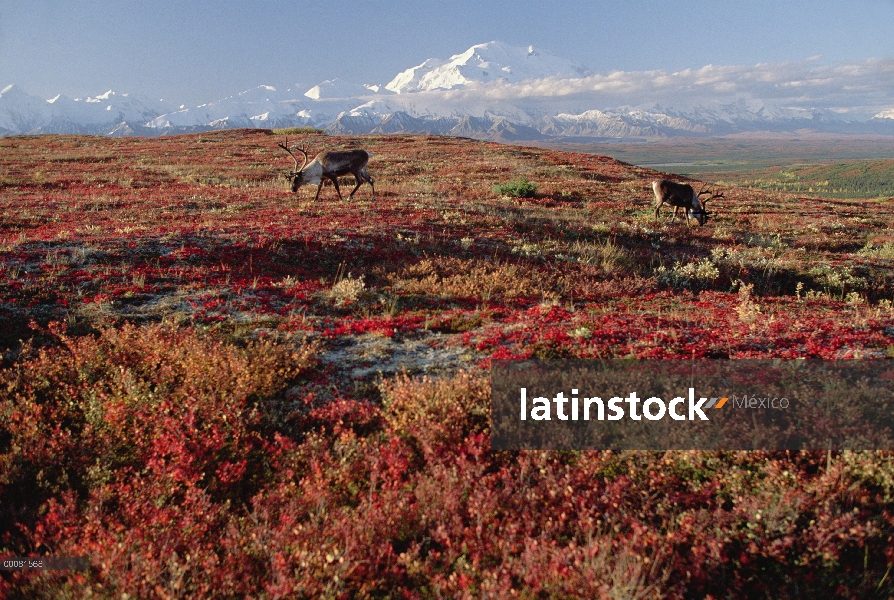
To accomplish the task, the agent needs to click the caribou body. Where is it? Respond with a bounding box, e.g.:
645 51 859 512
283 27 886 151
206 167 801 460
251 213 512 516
278 139 375 201
652 179 722 226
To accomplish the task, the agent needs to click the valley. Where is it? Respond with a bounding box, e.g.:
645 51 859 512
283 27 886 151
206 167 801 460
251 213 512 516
544 132 894 198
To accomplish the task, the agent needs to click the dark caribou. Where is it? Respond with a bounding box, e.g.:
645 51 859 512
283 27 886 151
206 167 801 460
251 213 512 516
278 138 375 201
652 179 723 226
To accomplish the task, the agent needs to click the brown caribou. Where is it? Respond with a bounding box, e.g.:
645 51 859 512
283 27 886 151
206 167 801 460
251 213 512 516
652 179 723 226
278 138 375 201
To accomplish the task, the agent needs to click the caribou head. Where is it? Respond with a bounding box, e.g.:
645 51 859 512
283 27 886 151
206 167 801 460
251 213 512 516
277 138 311 193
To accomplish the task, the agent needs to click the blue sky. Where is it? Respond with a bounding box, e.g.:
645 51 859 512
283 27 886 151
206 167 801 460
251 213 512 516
3 0 894 105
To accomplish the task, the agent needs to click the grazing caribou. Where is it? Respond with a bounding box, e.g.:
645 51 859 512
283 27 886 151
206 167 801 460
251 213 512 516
652 179 723 226
278 138 375 201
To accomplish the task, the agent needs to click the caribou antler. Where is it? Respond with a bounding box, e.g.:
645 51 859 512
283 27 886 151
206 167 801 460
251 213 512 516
277 137 309 173
701 187 724 208
697 183 724 201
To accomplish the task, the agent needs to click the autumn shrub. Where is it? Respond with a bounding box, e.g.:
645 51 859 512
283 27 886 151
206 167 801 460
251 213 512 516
391 257 553 301
808 263 868 299
325 271 367 306
0 322 317 595
656 257 721 290
380 370 490 450
564 237 633 275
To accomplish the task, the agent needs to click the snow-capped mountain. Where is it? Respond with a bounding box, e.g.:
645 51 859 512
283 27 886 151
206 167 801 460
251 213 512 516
385 41 591 93
2 41 893 140
0 84 175 136
145 85 317 130
0 85 51 135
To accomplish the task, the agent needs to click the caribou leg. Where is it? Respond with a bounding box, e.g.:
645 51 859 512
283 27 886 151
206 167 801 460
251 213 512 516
349 174 364 199
329 176 344 201
350 170 375 200
314 180 325 201
362 168 375 200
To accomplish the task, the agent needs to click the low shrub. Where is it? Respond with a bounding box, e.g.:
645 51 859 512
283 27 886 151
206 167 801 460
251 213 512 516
380 370 490 450
494 177 538 198
0 323 317 597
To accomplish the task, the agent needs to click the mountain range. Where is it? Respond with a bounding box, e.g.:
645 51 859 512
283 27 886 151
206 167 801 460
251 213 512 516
3 41 894 141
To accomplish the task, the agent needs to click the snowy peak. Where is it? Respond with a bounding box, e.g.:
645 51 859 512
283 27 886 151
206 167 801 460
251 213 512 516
385 58 447 94
304 79 386 100
144 84 364 131
85 90 116 102
385 41 591 93
0 85 56 134
0 84 46 104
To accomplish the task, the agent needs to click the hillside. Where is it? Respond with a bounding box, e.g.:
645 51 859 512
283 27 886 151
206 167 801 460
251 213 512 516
1 130 894 597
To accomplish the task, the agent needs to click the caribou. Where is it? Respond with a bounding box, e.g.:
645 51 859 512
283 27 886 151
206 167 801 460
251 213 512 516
278 138 375 201
652 179 723 226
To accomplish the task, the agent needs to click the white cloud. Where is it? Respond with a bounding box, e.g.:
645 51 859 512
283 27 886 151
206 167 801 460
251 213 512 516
430 57 894 119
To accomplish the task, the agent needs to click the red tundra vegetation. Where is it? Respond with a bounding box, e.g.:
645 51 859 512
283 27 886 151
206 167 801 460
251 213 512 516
1 129 894 597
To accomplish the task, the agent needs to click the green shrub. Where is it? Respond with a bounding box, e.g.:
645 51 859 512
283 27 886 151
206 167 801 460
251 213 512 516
493 177 537 198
